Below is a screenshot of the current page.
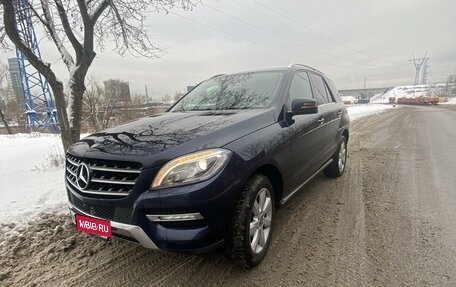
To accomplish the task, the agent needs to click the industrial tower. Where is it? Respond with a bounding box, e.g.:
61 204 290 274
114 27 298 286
12 0 59 132
409 52 430 86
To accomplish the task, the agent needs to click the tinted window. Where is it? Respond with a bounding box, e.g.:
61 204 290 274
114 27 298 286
289 71 313 100
324 82 335 102
171 71 284 111
310 73 330 105
325 78 340 102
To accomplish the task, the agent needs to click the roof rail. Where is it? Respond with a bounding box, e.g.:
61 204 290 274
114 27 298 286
210 74 226 79
287 63 320 72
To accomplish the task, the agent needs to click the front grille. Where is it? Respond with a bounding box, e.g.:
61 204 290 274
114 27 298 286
69 192 132 224
66 153 142 197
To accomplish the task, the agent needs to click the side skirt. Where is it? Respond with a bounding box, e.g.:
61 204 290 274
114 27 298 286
280 159 333 205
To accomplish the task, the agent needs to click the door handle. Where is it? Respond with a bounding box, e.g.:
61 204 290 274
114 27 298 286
337 111 342 118
318 118 325 125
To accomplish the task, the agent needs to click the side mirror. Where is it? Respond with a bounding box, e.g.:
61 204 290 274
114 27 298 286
289 98 318 116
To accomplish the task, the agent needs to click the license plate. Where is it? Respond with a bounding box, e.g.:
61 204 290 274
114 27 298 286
75 214 112 239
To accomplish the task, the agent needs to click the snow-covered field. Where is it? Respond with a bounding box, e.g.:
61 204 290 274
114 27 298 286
0 104 394 229
0 133 67 228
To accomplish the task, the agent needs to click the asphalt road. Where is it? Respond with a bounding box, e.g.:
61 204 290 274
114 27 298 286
1 105 456 286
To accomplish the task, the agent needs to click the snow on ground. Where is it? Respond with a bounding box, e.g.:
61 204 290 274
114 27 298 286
0 133 67 228
442 97 456 105
0 105 393 228
370 85 432 104
346 103 395 121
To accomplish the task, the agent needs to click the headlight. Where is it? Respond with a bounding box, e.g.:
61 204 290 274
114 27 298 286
151 149 232 189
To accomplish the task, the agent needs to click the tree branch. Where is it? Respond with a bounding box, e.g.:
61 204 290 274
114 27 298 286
54 0 83 58
90 0 110 23
76 0 91 25
40 0 75 70
109 1 128 48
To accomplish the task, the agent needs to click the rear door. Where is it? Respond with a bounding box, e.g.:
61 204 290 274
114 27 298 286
309 73 341 164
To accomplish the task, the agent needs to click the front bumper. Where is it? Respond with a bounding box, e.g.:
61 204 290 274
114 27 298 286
66 153 247 253
68 202 158 249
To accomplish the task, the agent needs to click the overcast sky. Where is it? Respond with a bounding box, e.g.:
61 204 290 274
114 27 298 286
1 0 455 100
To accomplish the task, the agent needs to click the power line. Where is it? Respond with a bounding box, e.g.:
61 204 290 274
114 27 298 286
169 11 367 70
203 3 388 69
251 0 405 65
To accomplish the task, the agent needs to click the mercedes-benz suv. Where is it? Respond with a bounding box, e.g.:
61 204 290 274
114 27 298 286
66 64 350 267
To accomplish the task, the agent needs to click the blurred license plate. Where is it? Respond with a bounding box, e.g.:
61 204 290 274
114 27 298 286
75 214 111 239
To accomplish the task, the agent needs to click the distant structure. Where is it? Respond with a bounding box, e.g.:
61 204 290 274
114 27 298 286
7 58 25 107
409 52 430 85
421 57 430 85
10 0 59 132
104 80 131 103
339 87 392 103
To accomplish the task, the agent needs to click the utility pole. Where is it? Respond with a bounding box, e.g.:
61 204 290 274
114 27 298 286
145 84 149 104
363 76 367 89
409 51 429 86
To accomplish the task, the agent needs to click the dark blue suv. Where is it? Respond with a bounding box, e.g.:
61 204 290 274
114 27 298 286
66 64 350 267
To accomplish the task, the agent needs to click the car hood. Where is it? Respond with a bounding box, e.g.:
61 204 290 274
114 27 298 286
68 109 275 168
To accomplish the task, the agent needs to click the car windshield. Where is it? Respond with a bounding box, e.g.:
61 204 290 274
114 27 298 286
170 71 284 112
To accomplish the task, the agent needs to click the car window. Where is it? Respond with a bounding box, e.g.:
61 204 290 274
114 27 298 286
324 82 335 102
325 78 340 102
310 73 330 105
289 71 313 101
170 71 284 111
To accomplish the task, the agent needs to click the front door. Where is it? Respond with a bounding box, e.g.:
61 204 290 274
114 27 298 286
286 71 326 193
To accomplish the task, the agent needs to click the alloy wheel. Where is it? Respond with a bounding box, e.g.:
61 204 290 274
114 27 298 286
338 141 346 172
250 187 272 254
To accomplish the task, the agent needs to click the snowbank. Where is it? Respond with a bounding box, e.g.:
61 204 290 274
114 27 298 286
346 104 394 121
370 85 432 104
0 133 67 229
442 97 456 105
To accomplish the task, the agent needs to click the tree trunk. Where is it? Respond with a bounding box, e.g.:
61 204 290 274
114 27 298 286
67 69 89 144
49 79 74 151
0 107 12 134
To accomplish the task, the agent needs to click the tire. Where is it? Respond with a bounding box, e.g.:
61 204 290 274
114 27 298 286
323 135 347 178
226 174 275 268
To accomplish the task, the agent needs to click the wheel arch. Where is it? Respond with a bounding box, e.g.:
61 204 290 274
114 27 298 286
252 164 284 207
342 129 349 143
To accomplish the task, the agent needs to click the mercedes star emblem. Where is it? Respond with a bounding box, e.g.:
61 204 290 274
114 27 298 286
76 163 91 190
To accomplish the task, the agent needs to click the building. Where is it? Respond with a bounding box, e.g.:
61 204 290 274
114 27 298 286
7 58 25 108
104 79 131 103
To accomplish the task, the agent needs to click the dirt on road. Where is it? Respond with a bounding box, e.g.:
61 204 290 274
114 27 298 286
1 105 456 287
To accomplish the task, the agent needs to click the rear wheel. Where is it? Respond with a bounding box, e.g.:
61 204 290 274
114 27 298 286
324 136 347 178
226 174 275 267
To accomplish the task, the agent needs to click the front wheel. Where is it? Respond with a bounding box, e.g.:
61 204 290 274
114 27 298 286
226 174 275 267
324 136 347 178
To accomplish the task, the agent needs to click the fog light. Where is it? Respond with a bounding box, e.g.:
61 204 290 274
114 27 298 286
146 213 204 222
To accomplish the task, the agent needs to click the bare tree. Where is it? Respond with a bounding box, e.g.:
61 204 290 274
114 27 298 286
82 76 104 131
174 90 185 101
0 0 196 150
161 93 171 104
100 89 120 129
